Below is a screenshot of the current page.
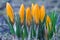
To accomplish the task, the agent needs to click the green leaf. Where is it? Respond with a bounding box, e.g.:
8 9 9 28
22 13 28 40
23 24 28 38
31 26 36 38
30 20 36 39
4 16 15 34
38 20 45 40
50 11 58 33
48 24 53 39
15 15 21 38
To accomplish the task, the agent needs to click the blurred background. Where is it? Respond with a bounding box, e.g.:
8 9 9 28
0 0 60 40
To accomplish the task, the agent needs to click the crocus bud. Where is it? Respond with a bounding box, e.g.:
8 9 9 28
6 2 14 24
39 4 45 22
19 4 24 25
26 7 32 26
46 15 51 31
34 4 39 24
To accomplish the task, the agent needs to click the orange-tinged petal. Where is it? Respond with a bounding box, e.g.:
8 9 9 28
19 4 24 24
46 15 51 30
34 4 39 24
26 7 32 26
39 4 45 22
6 2 14 24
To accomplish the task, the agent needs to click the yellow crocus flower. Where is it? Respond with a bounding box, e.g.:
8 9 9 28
46 15 51 31
39 4 45 22
31 3 34 18
34 4 39 24
6 2 14 24
19 4 24 24
26 7 32 26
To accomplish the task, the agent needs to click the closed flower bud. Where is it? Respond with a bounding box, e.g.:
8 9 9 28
39 4 45 22
46 15 51 31
6 2 14 24
19 4 24 25
34 4 39 24
26 7 32 26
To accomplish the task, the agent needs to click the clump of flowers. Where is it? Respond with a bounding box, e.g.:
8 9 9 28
5 2 58 40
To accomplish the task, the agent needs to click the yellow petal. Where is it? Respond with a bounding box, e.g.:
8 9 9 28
46 15 51 30
34 4 39 24
6 2 14 24
39 4 45 22
26 7 32 26
19 4 24 24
